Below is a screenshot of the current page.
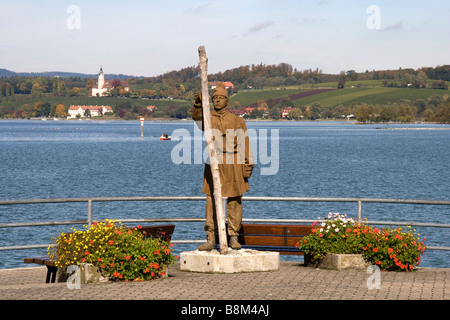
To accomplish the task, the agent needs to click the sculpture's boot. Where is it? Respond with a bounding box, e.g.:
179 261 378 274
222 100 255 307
229 236 241 250
198 232 216 251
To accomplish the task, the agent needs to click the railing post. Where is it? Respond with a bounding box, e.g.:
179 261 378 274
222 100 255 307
357 200 362 223
87 200 92 227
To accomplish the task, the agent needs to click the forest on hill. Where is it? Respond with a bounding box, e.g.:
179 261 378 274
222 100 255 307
0 63 449 123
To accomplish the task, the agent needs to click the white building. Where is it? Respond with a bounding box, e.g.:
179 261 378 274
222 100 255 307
67 105 113 119
91 67 129 97
91 67 108 97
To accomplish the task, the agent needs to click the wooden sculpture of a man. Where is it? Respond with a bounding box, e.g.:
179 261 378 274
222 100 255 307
192 83 254 251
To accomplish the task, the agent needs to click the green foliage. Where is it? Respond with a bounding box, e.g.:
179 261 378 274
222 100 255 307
297 213 426 271
48 220 177 281
1 63 449 121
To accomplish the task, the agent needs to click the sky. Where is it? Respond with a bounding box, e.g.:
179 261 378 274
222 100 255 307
0 0 449 77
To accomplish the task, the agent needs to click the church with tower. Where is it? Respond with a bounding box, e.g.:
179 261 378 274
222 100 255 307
91 67 129 97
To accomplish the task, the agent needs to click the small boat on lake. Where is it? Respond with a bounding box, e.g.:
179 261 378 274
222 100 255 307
160 134 171 140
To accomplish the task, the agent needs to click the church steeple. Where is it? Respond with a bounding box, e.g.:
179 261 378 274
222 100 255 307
98 66 104 89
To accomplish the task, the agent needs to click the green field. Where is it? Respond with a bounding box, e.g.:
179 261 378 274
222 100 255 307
230 84 449 108
229 88 310 106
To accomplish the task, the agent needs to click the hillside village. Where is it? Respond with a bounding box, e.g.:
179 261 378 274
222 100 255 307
0 64 449 123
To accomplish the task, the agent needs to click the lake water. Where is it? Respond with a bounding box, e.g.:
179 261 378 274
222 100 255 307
0 119 449 269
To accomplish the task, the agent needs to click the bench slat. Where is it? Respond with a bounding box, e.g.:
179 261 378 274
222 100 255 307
239 235 304 247
240 223 314 236
241 245 305 255
140 224 175 241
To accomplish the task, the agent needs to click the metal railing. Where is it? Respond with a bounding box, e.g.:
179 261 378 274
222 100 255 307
1 196 449 251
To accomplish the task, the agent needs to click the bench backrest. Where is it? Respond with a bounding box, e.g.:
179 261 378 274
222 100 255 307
237 223 315 255
139 224 175 242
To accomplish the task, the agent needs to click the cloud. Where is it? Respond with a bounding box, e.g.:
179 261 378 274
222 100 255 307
186 2 212 14
248 20 274 33
384 21 403 31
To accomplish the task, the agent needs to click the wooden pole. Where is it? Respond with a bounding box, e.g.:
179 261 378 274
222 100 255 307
198 45 228 254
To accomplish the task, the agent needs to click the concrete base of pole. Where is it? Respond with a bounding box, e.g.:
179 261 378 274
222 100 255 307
179 249 279 273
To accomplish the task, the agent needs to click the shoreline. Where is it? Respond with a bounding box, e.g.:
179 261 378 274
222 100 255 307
1 117 449 126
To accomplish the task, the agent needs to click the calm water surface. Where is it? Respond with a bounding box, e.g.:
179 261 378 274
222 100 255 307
0 119 449 269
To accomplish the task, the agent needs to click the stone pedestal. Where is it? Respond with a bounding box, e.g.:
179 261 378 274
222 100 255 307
180 249 279 273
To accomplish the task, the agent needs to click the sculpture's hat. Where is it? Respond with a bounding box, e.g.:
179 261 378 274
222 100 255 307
212 83 228 98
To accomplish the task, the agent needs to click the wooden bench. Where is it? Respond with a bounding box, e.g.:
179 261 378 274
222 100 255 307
219 223 315 255
24 223 175 283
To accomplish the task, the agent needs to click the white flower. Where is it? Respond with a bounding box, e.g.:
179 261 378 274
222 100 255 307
335 228 340 233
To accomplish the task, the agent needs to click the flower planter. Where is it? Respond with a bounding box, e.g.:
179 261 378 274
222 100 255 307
57 263 109 284
305 253 370 271
79 263 110 283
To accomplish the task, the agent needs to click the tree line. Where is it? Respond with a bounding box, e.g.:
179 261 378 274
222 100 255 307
244 93 449 123
1 64 449 122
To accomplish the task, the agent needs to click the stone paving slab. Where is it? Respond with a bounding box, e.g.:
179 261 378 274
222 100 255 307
1 262 449 302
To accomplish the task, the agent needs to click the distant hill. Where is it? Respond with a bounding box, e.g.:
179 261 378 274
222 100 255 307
0 68 139 80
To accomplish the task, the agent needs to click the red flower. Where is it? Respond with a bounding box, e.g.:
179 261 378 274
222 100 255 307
372 248 379 252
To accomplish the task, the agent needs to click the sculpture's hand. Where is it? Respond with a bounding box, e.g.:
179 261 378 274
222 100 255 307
194 90 202 108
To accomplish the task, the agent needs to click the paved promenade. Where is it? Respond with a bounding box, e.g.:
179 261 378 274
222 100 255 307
1 261 448 301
